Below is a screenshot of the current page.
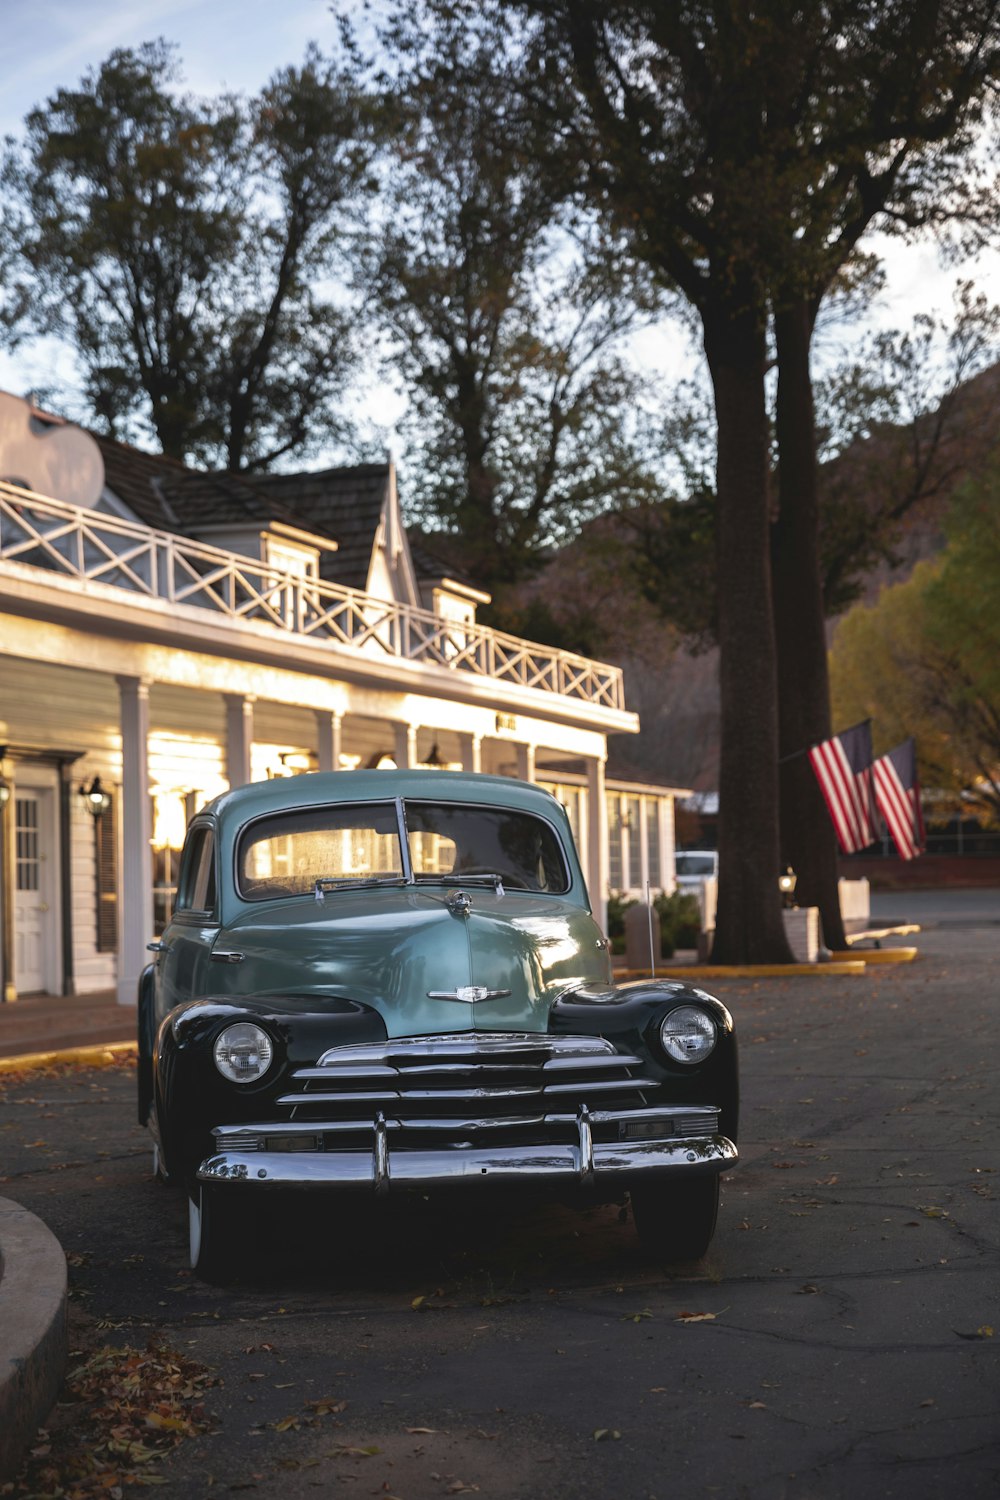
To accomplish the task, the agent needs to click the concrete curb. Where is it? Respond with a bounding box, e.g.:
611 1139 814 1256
0 1040 137 1076
617 960 867 980
0 1196 67 1481
829 946 918 965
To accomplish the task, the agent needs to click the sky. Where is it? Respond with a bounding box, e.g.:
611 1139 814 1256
3 0 1000 450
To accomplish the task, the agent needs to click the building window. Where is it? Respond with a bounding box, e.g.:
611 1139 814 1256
15 797 40 892
607 795 622 890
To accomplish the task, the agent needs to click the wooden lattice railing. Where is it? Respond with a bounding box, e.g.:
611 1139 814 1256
0 482 625 711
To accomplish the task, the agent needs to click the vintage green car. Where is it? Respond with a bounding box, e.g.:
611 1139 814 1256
138 770 738 1278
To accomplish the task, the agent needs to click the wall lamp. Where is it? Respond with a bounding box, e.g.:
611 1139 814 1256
80 776 112 818
778 866 798 908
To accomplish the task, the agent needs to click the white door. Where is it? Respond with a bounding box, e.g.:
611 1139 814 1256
14 786 59 995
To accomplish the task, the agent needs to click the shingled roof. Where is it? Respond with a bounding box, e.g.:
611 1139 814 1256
238 465 392 592
93 435 396 594
94 437 192 532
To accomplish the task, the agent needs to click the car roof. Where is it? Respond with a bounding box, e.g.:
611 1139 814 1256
199 769 567 826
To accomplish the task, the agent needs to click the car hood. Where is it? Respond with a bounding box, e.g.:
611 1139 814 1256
216 885 611 1038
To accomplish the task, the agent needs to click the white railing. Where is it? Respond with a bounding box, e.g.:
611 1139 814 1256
0 482 625 711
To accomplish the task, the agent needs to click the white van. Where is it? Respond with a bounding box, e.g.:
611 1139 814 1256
674 849 718 892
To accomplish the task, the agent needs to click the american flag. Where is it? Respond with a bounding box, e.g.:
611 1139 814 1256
807 721 876 854
873 738 925 860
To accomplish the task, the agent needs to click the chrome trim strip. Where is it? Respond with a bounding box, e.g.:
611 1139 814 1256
276 1078 649 1107
395 797 414 884
291 1053 644 1080
426 987 513 1004
197 1135 738 1187
577 1104 594 1186
213 1104 721 1145
373 1112 389 1195
313 1033 620 1066
217 1098 719 1140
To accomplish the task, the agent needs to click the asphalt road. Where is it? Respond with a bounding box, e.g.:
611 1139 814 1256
1 897 997 1500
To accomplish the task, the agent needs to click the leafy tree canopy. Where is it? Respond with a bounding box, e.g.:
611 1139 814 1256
363 7 670 592
1 39 381 469
830 470 1000 822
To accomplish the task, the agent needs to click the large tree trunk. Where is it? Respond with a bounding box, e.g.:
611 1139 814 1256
772 301 849 952
704 303 794 964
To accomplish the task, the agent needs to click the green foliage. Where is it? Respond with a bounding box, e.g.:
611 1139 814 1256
1 41 379 468
363 8 669 590
604 892 635 956
654 891 702 954
830 468 1000 822
605 889 701 958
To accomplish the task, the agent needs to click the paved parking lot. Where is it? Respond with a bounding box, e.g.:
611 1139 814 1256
1 893 997 1498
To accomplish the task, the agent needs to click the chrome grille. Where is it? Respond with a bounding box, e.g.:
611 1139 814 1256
278 1032 653 1125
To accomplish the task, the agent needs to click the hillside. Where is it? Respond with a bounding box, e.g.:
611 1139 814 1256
569 361 1000 792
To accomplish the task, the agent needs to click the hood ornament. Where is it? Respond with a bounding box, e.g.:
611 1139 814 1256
427 986 512 1004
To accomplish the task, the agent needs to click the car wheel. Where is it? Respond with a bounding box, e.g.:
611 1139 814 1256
631 1174 720 1262
188 1184 236 1282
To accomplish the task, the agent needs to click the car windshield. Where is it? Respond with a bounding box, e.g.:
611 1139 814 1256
676 853 716 877
237 799 569 900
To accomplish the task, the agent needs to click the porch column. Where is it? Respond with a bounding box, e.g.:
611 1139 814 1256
316 711 344 773
586 755 610 932
225 694 255 788
116 675 153 1007
660 799 677 895
394 723 418 770
458 733 482 774
515 743 536 783
638 796 651 895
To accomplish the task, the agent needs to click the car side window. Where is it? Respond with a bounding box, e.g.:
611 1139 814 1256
176 825 217 916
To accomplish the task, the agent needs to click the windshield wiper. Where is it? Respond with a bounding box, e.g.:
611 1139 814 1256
450 873 506 896
314 874 406 903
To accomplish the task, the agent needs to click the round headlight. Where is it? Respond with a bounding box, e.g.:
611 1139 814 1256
214 1022 273 1083
659 1005 717 1065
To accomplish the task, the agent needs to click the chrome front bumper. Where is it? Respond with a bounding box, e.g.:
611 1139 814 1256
197 1106 737 1192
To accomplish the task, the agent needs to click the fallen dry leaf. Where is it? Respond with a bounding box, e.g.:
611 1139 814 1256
675 1311 717 1323
4 1339 217 1499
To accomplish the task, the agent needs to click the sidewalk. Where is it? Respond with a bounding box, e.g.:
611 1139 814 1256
0 990 135 1061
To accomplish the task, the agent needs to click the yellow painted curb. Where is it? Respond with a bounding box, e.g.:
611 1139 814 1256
618 961 867 980
829 946 918 964
845 924 921 944
0 1040 137 1075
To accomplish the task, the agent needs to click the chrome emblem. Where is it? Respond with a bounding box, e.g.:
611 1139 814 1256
426 986 512 1004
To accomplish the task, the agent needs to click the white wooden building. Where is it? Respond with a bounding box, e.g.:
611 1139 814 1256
0 390 686 1006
